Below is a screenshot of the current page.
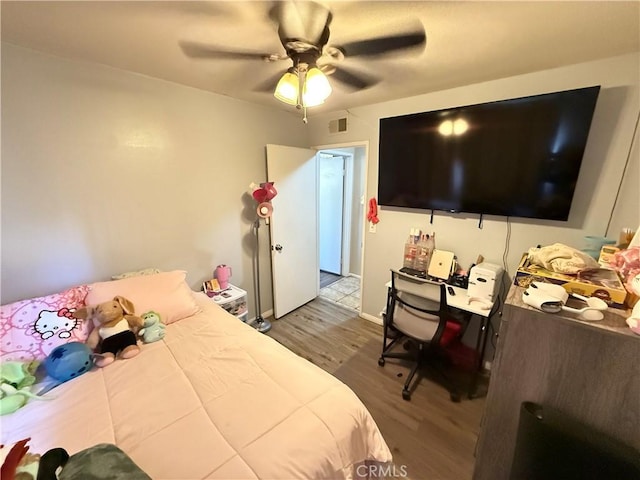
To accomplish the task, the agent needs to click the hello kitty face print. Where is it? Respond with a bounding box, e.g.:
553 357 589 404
1 285 91 362
33 307 80 340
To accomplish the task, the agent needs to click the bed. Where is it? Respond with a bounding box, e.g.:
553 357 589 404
1 272 392 479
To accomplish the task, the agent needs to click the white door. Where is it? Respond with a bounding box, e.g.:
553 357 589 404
319 154 344 274
266 144 318 318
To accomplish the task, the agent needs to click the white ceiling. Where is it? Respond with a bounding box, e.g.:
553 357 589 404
2 1 639 113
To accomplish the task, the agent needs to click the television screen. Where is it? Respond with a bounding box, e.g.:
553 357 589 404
378 86 601 220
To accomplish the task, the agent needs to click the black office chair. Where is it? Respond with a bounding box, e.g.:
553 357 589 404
379 269 463 402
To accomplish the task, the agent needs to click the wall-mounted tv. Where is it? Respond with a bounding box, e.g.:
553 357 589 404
378 86 601 220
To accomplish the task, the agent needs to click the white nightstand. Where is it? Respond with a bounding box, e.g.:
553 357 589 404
210 284 248 322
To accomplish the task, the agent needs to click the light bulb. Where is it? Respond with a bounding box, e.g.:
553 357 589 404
274 71 299 105
303 67 332 107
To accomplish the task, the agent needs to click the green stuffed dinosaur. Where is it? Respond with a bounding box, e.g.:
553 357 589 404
0 361 44 415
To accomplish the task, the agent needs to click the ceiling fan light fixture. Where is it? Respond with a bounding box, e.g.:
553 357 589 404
274 70 299 105
302 67 332 107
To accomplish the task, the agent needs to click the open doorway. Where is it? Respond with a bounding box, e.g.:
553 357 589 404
317 145 367 311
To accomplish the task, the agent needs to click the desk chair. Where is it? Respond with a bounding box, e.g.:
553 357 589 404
379 269 463 402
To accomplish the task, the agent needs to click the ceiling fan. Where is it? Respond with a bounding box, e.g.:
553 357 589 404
179 1 426 122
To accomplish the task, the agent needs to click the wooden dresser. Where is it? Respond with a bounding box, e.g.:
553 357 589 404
473 285 639 480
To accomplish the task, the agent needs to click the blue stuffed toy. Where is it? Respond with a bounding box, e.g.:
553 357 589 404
36 341 94 395
138 311 166 343
44 342 93 382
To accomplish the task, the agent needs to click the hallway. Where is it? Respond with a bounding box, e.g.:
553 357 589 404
319 274 361 311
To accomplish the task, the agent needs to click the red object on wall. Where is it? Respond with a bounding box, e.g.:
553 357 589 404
367 198 380 224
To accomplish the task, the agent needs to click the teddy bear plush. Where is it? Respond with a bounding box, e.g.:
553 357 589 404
74 296 143 367
138 311 166 344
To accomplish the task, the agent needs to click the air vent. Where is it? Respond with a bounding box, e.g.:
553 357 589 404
328 117 348 134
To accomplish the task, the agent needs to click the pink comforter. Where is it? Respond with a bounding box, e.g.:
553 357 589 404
2 293 391 479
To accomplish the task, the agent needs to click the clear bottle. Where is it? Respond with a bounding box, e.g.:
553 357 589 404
414 234 429 272
403 235 417 269
425 233 436 271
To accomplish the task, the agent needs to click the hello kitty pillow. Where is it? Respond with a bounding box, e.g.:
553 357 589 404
0 285 91 362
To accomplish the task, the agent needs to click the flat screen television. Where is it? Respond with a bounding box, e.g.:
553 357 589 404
378 86 601 220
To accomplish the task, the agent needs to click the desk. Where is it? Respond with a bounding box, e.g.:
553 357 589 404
384 277 497 398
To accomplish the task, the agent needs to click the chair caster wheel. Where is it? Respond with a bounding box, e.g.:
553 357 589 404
378 358 385 367
402 390 411 401
450 392 462 403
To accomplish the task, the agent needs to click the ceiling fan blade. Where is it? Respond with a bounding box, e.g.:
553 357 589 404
329 66 379 91
180 41 283 61
338 28 426 58
156 1 238 18
270 0 332 46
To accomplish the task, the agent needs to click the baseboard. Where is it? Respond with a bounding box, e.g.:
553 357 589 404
247 309 274 324
360 312 383 325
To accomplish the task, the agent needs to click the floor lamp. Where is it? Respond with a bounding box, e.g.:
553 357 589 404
249 182 277 334
251 217 272 333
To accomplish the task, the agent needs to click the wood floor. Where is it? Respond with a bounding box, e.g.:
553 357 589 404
266 297 486 480
320 270 342 288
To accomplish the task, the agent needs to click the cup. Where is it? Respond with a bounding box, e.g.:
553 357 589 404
215 265 232 290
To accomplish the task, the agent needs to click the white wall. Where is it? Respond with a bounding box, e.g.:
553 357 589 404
607 122 640 240
1 43 309 311
307 53 640 320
